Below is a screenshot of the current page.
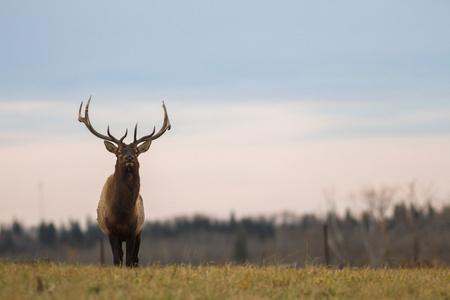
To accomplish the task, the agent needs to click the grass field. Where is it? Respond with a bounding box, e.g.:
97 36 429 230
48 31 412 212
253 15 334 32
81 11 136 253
0 262 448 299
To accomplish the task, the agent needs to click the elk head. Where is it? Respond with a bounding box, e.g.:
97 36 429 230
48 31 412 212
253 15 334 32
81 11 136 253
78 96 171 174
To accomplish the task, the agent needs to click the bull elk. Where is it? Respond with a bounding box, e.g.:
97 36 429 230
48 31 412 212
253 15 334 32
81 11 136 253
78 96 171 267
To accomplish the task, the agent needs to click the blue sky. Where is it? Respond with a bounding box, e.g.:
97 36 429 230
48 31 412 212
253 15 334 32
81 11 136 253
1 1 450 226
2 1 449 99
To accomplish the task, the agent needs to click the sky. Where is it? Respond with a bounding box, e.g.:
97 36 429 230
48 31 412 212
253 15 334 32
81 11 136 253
1 1 450 227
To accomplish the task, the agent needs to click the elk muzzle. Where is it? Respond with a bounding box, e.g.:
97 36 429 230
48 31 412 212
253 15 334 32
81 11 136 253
125 154 135 169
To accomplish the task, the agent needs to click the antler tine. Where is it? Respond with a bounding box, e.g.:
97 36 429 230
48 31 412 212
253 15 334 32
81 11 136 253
119 129 128 143
150 101 171 140
108 126 128 144
134 101 171 145
134 123 156 144
78 96 123 144
134 123 138 142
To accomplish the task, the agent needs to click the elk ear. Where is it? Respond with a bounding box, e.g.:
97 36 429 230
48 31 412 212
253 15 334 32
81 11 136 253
137 140 152 155
104 141 118 154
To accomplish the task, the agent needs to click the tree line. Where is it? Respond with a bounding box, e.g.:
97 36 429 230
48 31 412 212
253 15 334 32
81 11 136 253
0 214 275 253
1 185 449 267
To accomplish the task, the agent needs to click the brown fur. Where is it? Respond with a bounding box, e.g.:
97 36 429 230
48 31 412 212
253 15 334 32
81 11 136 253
97 144 147 267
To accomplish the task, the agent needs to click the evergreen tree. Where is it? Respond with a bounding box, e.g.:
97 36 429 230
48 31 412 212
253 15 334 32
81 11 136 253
69 221 83 248
233 226 248 264
12 220 23 236
3 231 15 252
38 222 56 246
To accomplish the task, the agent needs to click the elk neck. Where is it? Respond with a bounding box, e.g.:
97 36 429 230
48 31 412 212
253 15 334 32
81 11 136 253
110 161 141 215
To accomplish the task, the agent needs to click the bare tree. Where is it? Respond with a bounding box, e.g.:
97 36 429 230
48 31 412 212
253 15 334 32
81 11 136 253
359 185 398 267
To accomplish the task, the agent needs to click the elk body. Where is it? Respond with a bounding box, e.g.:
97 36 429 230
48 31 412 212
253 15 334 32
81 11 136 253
78 97 170 267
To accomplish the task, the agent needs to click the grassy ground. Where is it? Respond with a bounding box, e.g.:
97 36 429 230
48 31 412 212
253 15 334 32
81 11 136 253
0 262 448 299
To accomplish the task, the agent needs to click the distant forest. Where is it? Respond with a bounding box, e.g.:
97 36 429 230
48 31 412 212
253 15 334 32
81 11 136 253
1 185 450 267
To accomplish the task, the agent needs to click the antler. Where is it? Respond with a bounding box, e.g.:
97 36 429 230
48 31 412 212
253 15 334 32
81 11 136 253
134 101 171 145
78 96 128 144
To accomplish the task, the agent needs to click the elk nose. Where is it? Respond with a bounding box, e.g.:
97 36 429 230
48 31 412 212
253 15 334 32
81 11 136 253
125 154 134 162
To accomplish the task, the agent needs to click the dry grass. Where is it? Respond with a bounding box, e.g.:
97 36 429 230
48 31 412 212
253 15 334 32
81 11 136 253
0 261 449 299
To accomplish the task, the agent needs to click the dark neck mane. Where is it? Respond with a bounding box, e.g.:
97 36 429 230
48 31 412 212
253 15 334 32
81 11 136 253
111 163 141 215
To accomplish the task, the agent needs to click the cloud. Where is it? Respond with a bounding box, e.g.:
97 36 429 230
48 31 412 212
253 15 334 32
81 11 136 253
2 96 450 148
306 100 450 138
0 100 78 145
171 101 332 146
0 101 55 113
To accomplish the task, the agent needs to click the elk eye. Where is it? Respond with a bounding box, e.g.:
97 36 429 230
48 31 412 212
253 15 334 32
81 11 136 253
117 151 122 156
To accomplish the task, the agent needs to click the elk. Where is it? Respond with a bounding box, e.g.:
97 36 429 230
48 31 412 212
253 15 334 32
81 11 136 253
78 96 170 267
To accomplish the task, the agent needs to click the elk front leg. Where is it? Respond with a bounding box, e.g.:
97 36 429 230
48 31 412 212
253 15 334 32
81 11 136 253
132 231 142 267
108 235 123 267
125 234 136 268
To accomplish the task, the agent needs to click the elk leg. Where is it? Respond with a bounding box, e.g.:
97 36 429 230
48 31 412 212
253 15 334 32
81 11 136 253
119 245 124 266
132 231 142 267
109 235 123 267
125 234 136 268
